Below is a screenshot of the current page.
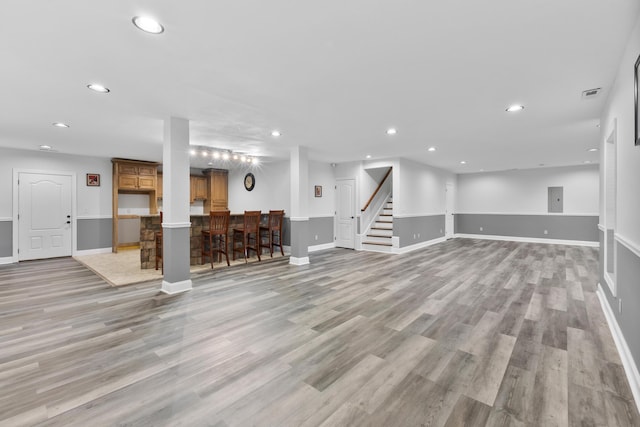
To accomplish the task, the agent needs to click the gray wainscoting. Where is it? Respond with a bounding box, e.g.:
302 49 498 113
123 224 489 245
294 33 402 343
395 215 445 248
455 214 598 242
0 221 12 257
77 218 113 250
600 230 640 371
309 216 334 245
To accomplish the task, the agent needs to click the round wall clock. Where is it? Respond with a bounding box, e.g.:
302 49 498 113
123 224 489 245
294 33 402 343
244 172 255 191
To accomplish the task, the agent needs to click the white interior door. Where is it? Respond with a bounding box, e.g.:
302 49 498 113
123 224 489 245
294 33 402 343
445 183 455 239
18 172 73 260
335 178 355 249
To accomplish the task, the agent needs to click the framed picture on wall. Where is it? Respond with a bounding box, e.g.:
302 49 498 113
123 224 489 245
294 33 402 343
87 173 100 186
635 53 640 146
314 185 322 197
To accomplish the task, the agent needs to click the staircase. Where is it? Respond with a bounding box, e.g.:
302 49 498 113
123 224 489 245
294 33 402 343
362 196 393 253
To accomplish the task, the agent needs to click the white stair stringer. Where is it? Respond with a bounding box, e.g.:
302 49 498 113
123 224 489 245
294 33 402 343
362 196 394 253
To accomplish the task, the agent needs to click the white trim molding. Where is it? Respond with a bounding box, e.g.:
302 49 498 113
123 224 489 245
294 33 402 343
161 279 193 295
393 213 444 218
289 217 310 222
308 242 335 252
454 212 599 217
597 284 640 413
0 256 15 265
74 247 112 256
289 256 310 266
615 233 640 259
454 234 599 247
393 236 447 254
162 222 192 229
0 217 13 222
598 223 606 232
76 215 113 220
310 214 335 219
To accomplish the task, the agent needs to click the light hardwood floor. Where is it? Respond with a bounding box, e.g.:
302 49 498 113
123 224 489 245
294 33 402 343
0 239 638 426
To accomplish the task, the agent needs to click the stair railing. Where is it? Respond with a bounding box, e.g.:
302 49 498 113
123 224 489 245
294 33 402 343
362 167 392 213
359 167 392 237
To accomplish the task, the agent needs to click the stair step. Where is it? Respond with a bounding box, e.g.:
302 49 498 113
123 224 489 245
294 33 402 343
376 220 393 223
363 241 392 247
367 234 392 238
380 214 393 217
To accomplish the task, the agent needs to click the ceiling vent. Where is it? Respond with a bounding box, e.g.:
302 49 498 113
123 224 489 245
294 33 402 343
582 88 601 99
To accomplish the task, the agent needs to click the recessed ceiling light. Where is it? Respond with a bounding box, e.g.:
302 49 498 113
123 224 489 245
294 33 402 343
52 122 69 128
460 161 467 164
132 16 164 34
480 169 485 172
39 145 52 150
386 128 397 135
366 154 372 159
87 83 110 93
271 130 281 137
190 149 196 156
506 105 524 112
588 148 598 152
584 160 592 164
427 147 436 152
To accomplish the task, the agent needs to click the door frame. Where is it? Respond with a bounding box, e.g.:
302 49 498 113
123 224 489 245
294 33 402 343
12 169 77 262
335 177 357 249
445 182 455 239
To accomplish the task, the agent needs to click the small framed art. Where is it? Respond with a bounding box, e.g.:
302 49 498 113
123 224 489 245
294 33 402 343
314 185 322 197
87 173 100 186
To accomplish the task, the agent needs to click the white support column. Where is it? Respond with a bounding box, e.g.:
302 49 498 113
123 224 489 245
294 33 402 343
161 117 193 294
290 146 310 265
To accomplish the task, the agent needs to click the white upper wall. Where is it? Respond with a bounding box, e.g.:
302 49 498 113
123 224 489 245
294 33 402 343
600 12 640 243
0 147 112 219
308 160 335 217
396 158 455 216
456 165 599 215
228 160 290 214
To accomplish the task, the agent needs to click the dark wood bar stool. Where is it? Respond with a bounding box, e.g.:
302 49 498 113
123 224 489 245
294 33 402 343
201 210 230 268
155 211 163 273
232 211 262 263
259 210 285 257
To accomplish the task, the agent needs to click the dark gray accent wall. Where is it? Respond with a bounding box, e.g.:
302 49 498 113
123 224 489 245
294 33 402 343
0 221 12 257
77 218 112 250
455 214 598 242
309 217 334 245
290 220 309 258
600 232 640 372
395 215 445 248
162 227 191 283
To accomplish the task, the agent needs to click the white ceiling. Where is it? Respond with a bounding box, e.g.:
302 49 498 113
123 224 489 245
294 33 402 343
1 1 638 173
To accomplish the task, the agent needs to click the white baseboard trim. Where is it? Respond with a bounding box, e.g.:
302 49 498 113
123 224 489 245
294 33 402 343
0 256 15 265
596 284 640 413
393 236 447 254
161 279 193 295
289 256 310 266
308 242 335 252
454 234 598 247
74 247 112 256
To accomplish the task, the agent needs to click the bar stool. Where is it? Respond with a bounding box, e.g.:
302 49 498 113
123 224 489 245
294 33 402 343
202 210 230 269
155 211 163 273
259 210 285 257
232 210 262 263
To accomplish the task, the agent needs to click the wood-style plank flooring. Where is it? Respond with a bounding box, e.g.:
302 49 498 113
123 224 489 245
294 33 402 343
0 239 638 426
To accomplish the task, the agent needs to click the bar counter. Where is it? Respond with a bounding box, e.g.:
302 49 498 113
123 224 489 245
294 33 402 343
139 213 269 269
